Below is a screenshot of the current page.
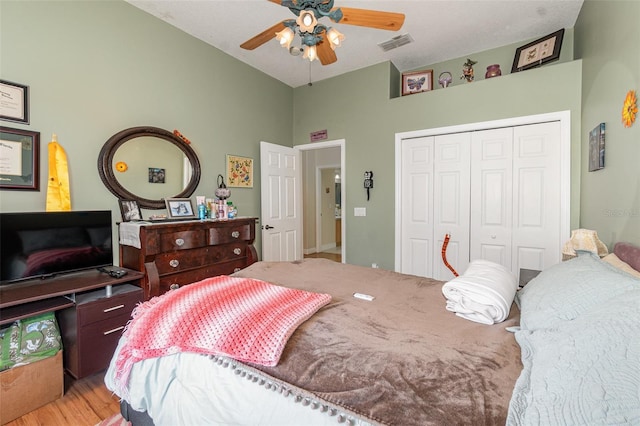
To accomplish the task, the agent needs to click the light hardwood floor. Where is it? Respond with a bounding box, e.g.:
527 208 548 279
5 372 120 426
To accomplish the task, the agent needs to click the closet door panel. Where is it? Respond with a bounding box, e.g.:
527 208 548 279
512 121 562 272
434 133 471 280
470 128 513 270
401 137 434 277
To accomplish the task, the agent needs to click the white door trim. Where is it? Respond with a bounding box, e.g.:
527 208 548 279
295 139 346 263
394 110 571 272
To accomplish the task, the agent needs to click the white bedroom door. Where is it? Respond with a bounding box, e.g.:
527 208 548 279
511 121 562 271
260 141 302 262
469 127 514 268
432 132 471 280
400 136 435 278
400 133 470 280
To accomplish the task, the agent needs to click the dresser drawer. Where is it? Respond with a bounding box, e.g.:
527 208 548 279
154 243 249 275
208 223 252 245
160 229 206 252
77 289 142 326
158 258 249 293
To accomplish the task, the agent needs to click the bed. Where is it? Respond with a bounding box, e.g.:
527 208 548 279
105 242 640 425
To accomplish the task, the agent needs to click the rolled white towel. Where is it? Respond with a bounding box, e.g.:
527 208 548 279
442 259 518 325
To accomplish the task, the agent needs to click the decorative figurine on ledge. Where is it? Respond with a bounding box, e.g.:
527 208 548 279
438 71 453 88
460 58 477 82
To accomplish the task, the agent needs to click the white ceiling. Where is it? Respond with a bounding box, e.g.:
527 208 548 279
127 0 584 88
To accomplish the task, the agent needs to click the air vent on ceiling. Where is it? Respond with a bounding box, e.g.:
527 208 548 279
378 34 414 52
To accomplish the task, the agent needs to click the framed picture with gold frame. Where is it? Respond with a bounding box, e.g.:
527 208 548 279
227 154 253 188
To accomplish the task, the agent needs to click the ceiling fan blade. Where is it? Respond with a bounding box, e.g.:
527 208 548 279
317 36 337 66
240 21 287 50
332 7 405 31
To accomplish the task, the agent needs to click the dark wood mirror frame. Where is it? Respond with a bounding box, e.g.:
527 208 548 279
98 126 201 209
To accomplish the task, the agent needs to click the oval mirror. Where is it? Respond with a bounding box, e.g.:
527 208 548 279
98 126 201 209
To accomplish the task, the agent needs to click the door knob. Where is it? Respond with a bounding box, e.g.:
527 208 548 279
264 225 274 230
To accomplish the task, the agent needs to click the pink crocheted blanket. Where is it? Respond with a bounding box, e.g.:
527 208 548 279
112 275 331 395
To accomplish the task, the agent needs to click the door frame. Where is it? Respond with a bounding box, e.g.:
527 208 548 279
295 139 346 263
394 111 571 272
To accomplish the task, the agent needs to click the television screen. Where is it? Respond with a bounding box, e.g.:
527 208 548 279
0 210 114 285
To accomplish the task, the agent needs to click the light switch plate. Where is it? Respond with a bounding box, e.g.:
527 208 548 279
354 207 366 216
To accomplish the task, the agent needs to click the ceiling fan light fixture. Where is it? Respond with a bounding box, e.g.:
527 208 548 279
275 27 295 49
326 28 345 50
303 45 318 62
297 10 317 33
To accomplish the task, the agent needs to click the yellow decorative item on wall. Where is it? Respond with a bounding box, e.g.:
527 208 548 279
115 161 128 172
46 134 71 212
622 89 637 128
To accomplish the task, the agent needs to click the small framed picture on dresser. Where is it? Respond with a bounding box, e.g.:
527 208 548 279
119 199 142 222
165 198 196 219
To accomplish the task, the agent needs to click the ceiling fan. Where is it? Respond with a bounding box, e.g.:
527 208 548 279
240 0 405 65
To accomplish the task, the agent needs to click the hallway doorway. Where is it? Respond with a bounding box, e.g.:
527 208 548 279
296 140 345 263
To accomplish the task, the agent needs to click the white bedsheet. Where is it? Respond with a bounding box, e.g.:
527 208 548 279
105 338 374 426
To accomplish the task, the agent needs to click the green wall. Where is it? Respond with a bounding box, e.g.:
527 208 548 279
574 0 640 247
0 0 294 259
2 1 637 270
293 58 582 269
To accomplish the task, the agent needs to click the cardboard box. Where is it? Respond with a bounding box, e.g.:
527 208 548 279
0 351 64 424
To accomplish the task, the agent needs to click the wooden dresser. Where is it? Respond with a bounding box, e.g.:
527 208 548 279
119 218 258 299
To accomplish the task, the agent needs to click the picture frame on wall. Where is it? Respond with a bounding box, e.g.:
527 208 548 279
227 154 253 188
0 126 40 191
0 80 30 124
401 69 433 96
511 29 565 73
588 122 605 172
165 197 197 219
119 199 143 222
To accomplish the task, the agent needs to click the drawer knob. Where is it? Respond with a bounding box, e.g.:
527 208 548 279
169 259 180 268
175 238 185 246
103 304 125 313
231 231 240 238
170 283 180 290
233 248 242 255
234 268 241 273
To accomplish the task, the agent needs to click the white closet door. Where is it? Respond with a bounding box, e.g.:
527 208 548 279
433 133 471 280
470 128 514 269
512 121 562 272
400 137 434 277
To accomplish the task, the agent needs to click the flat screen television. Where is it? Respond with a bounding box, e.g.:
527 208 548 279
0 210 114 285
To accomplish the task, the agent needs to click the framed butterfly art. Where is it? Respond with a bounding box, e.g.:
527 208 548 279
401 69 433 96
